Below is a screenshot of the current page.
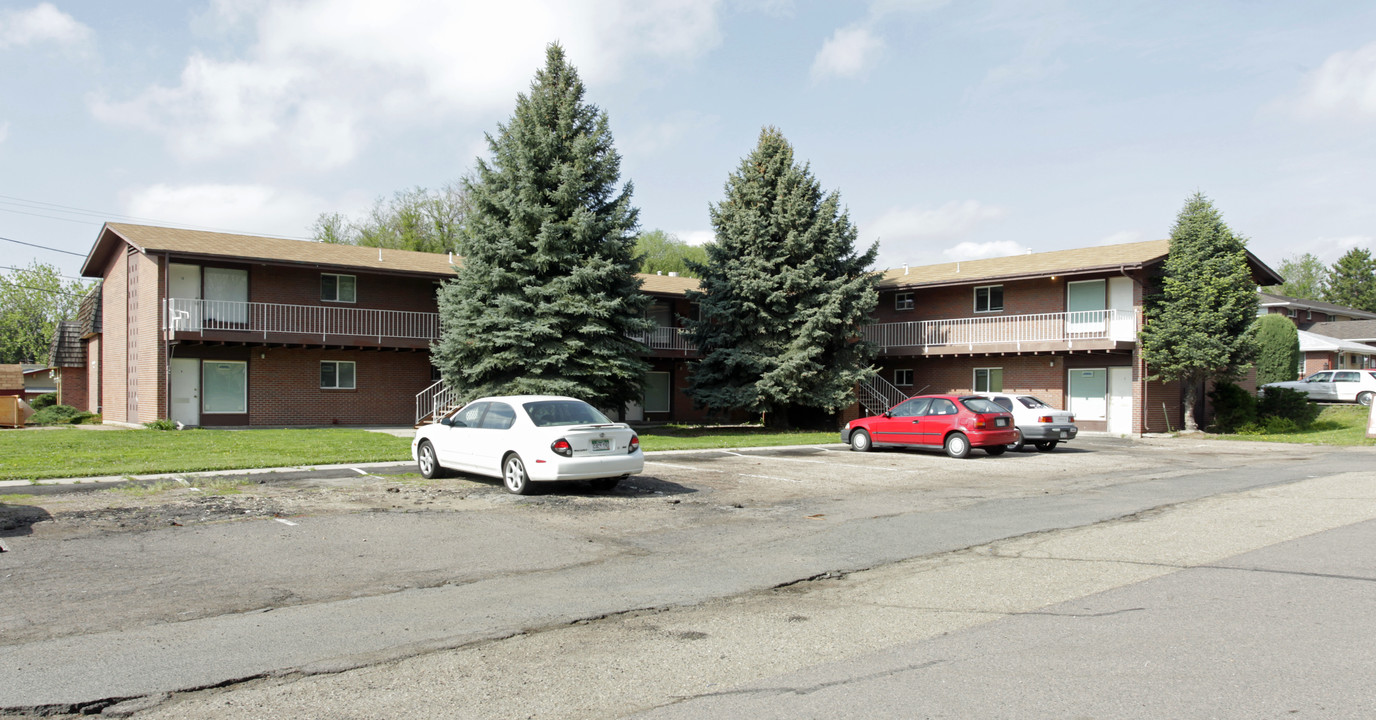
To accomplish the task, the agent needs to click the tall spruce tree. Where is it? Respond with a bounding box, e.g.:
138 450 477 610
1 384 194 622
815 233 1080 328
432 44 651 408
1252 312 1301 385
1139 192 1259 432
686 127 878 428
1323 247 1376 312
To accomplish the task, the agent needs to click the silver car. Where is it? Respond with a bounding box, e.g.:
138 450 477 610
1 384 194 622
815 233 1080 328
1262 370 1376 406
973 392 1078 452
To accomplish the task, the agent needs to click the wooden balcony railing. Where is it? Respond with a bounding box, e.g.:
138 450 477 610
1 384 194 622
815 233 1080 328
863 309 1137 351
163 298 440 344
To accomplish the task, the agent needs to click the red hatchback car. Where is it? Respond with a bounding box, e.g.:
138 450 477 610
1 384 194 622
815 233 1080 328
841 394 1019 458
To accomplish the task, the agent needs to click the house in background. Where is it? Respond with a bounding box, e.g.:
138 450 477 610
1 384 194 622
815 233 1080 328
1259 293 1376 374
858 240 1283 434
20 365 56 402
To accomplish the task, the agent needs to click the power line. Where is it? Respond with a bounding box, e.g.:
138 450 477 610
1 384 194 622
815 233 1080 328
0 235 87 257
0 193 314 241
0 282 89 298
0 265 87 281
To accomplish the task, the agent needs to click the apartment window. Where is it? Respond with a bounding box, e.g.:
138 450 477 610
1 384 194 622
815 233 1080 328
894 368 914 387
974 285 1003 313
202 361 247 414
974 367 1003 392
321 360 356 390
895 292 914 311
321 273 357 303
643 372 671 413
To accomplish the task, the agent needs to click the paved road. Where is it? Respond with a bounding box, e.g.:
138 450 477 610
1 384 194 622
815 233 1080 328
2 436 1373 717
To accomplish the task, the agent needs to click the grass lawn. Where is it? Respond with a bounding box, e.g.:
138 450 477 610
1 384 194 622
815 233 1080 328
0 428 412 481
637 425 838 452
1210 405 1376 446
0 425 841 481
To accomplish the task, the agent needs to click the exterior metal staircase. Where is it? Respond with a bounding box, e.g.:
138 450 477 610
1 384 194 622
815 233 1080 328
415 380 461 426
857 373 909 418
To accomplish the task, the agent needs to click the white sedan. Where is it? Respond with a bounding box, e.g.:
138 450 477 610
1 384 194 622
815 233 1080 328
972 392 1077 452
1263 370 1376 406
412 395 643 494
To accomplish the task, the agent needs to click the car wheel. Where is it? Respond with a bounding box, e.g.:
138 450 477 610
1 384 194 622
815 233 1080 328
1006 428 1025 452
944 433 971 459
1034 440 1059 452
850 429 872 452
417 441 445 479
985 445 1007 456
1359 391 1374 407
589 477 620 492
503 454 532 495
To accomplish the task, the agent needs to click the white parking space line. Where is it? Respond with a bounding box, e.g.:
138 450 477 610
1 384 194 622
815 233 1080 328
717 450 898 471
644 461 723 473
274 518 298 526
350 468 370 476
739 473 802 483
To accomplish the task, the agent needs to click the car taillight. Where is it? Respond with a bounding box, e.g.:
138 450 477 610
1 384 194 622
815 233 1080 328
628 435 640 454
551 438 572 457
1068 415 1074 423
1038 415 1053 423
975 417 986 429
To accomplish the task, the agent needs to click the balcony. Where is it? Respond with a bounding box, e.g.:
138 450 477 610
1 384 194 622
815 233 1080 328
630 326 697 355
163 298 439 350
864 309 1137 356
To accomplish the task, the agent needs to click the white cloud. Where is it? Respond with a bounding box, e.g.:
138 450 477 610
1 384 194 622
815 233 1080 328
942 240 1029 261
122 184 326 238
809 0 946 82
1309 235 1375 264
866 200 1007 244
811 25 885 80
621 112 719 157
1097 230 1143 246
91 0 724 170
674 229 716 246
0 3 92 49
1296 41 1376 120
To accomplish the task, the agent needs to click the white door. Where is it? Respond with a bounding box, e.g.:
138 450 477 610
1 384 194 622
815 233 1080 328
169 358 200 426
1108 366 1133 435
623 400 644 422
168 263 202 331
1066 280 1106 336
1067 368 1107 421
1108 277 1134 341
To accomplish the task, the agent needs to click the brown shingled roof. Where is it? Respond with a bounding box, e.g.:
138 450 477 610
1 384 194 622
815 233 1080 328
878 238 1283 288
83 223 460 278
80 223 703 296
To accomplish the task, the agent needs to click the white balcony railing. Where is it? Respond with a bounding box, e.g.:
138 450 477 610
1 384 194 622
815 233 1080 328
863 309 1137 351
630 326 697 353
164 298 439 343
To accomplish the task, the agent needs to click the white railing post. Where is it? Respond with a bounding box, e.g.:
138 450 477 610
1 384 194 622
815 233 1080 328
863 308 1137 351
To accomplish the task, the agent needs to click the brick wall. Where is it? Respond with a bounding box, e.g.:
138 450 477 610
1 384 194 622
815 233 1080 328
878 354 1072 406
57 368 88 410
246 349 432 426
248 264 439 312
133 252 165 424
101 250 128 422
1304 352 1335 375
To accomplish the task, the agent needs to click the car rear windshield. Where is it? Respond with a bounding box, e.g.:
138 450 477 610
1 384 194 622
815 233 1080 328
1017 396 1051 409
960 397 1005 414
523 400 612 427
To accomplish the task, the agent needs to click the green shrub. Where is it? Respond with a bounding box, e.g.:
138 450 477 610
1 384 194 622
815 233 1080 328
31 393 57 410
74 413 102 425
1237 416 1304 435
1253 314 1301 386
144 418 178 431
27 404 83 426
1207 382 1256 433
1256 387 1321 427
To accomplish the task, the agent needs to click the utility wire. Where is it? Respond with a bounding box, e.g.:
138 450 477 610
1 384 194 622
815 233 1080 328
0 235 87 257
0 193 314 241
1 283 89 298
0 265 86 281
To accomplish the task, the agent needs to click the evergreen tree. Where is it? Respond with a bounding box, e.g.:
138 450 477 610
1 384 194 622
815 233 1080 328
1252 312 1301 385
1267 253 1327 301
686 127 879 428
432 44 651 408
1323 247 1376 312
1139 193 1259 432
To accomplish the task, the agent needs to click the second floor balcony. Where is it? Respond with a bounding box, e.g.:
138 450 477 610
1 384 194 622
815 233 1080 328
864 308 1138 356
628 326 697 355
164 298 439 349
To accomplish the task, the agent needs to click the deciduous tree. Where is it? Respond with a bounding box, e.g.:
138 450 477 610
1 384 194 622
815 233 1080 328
312 183 467 254
432 44 651 409
686 127 878 428
1139 193 1259 432
634 230 708 278
1268 253 1327 301
0 262 91 364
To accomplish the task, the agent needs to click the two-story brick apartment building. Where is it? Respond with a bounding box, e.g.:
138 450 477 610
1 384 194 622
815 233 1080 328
77 223 710 427
860 240 1283 434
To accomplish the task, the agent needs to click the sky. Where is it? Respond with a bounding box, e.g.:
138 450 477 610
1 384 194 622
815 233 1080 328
2 0 1375 281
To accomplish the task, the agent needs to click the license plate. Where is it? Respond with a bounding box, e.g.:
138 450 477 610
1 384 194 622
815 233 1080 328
591 438 610 452
995 418 1008 427
1060 431 1069 439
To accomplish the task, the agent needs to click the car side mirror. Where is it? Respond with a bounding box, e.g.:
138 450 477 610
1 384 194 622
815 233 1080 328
884 411 893 418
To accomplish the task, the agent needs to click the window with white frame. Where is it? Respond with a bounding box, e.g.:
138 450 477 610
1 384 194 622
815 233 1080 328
894 368 914 386
321 273 357 303
974 367 1003 392
974 285 1003 313
895 292 914 311
202 361 247 414
321 360 356 389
